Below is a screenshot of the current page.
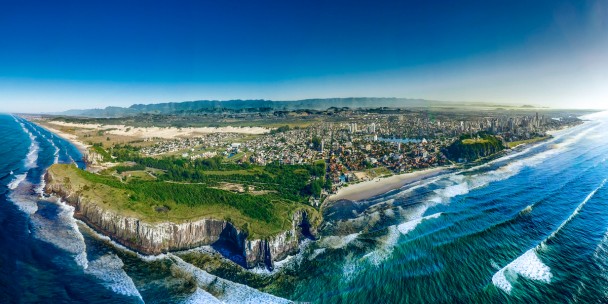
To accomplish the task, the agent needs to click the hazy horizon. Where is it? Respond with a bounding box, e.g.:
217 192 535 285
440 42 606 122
4 97 605 115
1 0 607 112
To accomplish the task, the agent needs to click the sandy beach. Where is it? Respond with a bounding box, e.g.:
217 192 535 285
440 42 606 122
326 166 450 203
36 123 90 154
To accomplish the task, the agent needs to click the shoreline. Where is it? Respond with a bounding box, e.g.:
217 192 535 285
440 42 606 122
325 166 451 203
324 121 589 204
31 121 90 155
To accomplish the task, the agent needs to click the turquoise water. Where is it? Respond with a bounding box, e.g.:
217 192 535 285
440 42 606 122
284 111 608 303
1 112 607 303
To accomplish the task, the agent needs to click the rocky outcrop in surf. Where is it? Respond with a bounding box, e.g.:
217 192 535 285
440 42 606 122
44 170 316 269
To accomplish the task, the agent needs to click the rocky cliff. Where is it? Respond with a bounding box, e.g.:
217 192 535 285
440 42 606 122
44 170 316 269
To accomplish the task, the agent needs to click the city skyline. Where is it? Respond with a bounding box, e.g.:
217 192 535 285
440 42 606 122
1 0 607 112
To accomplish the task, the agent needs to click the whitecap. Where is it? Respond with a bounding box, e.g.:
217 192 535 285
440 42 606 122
7 173 27 190
17 120 40 169
308 248 326 260
170 254 291 304
7 177 39 214
85 254 144 301
30 199 88 268
341 254 362 283
492 178 607 294
361 226 401 266
397 212 441 235
544 178 606 242
320 232 360 249
492 249 552 293
183 288 222 304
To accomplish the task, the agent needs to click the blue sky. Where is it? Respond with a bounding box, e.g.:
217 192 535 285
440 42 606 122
1 0 607 112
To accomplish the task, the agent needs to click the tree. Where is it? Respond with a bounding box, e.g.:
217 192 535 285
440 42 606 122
311 136 322 151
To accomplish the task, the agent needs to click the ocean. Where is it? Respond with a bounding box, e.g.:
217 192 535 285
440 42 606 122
1 112 607 303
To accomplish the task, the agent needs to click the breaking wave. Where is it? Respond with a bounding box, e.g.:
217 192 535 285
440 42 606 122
17 119 40 169
426 124 594 207
170 255 291 304
492 178 607 293
545 178 607 242
85 254 144 301
492 249 552 293
361 208 441 266
320 232 360 249
30 199 89 268
7 173 27 190
397 212 442 234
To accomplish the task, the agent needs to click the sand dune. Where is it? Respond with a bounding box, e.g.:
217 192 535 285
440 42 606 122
47 121 270 138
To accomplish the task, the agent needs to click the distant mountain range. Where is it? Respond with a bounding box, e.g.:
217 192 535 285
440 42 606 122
57 98 447 118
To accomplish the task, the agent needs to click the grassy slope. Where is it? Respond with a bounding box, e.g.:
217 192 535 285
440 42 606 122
48 164 319 238
461 138 490 144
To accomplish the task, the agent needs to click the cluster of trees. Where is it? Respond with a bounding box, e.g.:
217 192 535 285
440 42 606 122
106 144 327 202
444 132 505 162
113 164 146 174
269 125 291 134
77 169 277 223
91 143 113 162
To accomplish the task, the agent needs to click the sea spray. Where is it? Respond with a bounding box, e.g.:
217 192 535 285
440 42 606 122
84 254 144 302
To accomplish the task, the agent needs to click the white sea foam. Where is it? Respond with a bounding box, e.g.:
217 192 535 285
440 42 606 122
34 178 46 196
397 212 441 235
309 248 326 260
17 121 40 169
7 175 39 214
492 249 552 293
183 288 222 304
492 178 607 293
170 254 291 304
341 254 362 283
426 132 584 206
357 206 437 266
85 254 144 302
7 173 27 190
545 178 607 242
46 136 60 164
8 190 38 214
31 199 88 268
362 226 401 266
320 232 360 249
461 120 595 177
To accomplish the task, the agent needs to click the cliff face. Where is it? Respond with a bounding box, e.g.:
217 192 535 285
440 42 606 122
444 134 506 163
44 170 315 269
83 150 104 166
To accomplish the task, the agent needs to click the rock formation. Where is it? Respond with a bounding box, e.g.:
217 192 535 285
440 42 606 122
44 170 316 269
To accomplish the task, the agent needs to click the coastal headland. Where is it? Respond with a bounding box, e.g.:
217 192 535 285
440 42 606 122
24 105 592 272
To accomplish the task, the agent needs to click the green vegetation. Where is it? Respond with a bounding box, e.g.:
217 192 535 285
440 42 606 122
108 145 326 203
461 138 490 144
113 164 146 174
508 136 550 148
90 143 113 162
49 164 320 238
444 132 506 162
269 125 291 134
